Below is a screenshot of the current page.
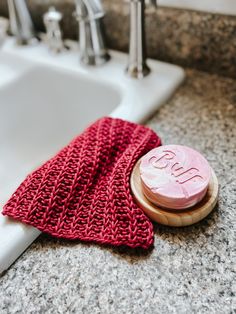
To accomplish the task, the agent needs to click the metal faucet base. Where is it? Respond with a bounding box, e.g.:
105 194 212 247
80 53 110 66
126 62 151 79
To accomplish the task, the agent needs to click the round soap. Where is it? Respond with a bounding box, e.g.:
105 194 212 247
139 145 212 210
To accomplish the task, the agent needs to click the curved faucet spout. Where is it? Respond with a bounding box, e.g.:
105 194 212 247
7 0 36 45
74 0 110 66
75 0 104 21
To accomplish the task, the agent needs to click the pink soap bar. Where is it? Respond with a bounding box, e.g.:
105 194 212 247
139 145 211 210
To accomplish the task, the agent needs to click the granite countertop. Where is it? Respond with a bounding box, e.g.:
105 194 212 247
0 68 235 314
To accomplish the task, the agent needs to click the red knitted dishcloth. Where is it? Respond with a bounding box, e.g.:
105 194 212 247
3 117 161 248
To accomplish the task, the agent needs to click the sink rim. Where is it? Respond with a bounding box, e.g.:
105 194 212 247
1 37 185 124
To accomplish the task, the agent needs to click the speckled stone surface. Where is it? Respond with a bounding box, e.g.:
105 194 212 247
0 69 235 314
0 0 236 78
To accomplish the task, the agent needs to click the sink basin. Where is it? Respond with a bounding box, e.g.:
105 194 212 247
0 37 185 273
0 62 121 204
0 52 33 87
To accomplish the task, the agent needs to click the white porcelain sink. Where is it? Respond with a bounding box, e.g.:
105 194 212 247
0 37 185 273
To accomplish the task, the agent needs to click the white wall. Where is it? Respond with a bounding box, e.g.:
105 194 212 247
157 0 236 16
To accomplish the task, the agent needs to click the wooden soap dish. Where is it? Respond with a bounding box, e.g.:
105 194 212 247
131 160 219 227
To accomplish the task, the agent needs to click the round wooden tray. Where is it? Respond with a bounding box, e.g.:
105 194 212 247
130 160 219 227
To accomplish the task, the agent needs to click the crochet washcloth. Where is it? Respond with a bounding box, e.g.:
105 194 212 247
3 117 161 248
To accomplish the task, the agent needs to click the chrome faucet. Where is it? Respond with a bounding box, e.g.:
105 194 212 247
74 0 110 66
7 0 36 45
75 0 156 78
7 0 156 78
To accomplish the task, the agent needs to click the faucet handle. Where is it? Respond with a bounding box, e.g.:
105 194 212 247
43 7 65 53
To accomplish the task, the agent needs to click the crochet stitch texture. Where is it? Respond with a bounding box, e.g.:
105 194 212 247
3 117 161 248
